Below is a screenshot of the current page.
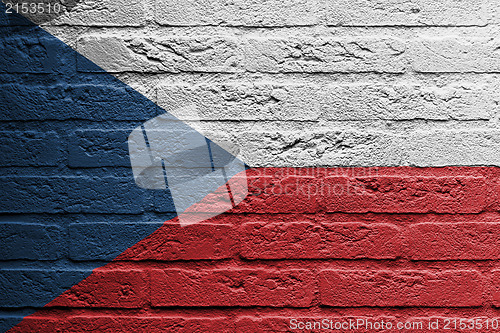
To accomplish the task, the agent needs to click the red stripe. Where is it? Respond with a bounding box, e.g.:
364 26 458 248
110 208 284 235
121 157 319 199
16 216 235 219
9 167 500 332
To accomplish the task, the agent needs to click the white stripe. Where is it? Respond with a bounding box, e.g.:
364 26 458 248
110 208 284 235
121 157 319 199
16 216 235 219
41 3 500 167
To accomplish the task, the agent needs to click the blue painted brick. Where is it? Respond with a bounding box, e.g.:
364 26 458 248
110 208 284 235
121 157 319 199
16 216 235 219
0 131 63 166
0 82 159 121
0 2 32 26
0 28 76 74
68 84 158 120
0 317 25 333
150 190 178 213
69 130 131 167
0 223 65 260
69 222 163 261
0 177 146 214
0 270 90 307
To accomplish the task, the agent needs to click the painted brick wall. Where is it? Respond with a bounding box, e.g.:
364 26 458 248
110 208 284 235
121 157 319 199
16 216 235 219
4 167 500 331
38 0 500 168
3 0 500 332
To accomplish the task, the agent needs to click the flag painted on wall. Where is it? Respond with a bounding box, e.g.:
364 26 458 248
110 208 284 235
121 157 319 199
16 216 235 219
2 2 500 332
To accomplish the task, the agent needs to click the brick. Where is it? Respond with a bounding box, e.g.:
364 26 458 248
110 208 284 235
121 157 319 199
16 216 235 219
240 222 401 259
52 129 500 172
0 83 158 121
320 176 491 213
490 270 500 307
235 317 290 332
49 269 147 308
0 131 63 166
157 83 493 122
0 177 146 214
411 38 500 73
236 316 398 332
149 318 235 333
157 84 321 121
163 130 500 168
404 130 500 166
69 127 215 168
0 270 91 307
245 37 406 73
320 84 494 121
69 222 161 261
324 0 489 26
408 223 500 260
0 223 64 260
155 0 319 26
0 32 75 74
10 317 235 333
234 175 320 213
151 269 314 307
319 270 484 307
69 130 131 167
0 3 32 26
236 130 400 167
52 0 145 26
4 317 67 333
72 223 235 261
77 35 241 73
72 317 234 333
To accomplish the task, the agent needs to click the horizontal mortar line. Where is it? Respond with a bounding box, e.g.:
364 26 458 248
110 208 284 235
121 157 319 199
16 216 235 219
0 305 495 311
53 258 500 265
2 120 497 125
75 70 409 75
1 211 500 216
71 24 494 30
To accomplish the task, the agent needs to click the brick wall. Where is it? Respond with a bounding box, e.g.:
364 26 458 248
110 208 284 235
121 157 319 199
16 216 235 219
4 167 500 332
2 0 500 332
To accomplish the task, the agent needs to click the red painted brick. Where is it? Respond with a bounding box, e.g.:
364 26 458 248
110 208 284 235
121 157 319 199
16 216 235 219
320 176 490 213
408 223 500 260
319 270 484 307
48 270 147 308
234 176 320 213
117 222 236 260
490 270 500 307
69 316 234 333
236 316 398 332
9 316 236 333
235 316 290 332
151 269 314 307
68 317 149 332
7 317 68 333
240 222 401 259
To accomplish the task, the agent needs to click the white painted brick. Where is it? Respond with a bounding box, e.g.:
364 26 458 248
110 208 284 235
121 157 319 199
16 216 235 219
323 0 489 26
77 35 242 73
157 83 493 122
77 36 407 74
320 84 495 121
411 38 500 73
245 38 406 73
155 0 319 26
52 0 146 26
234 130 500 167
236 130 402 167
157 84 321 121
405 130 500 166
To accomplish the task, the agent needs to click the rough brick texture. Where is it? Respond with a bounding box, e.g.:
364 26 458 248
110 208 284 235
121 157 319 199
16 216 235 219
4 0 500 332
151 268 314 307
319 270 484 307
5 167 500 332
